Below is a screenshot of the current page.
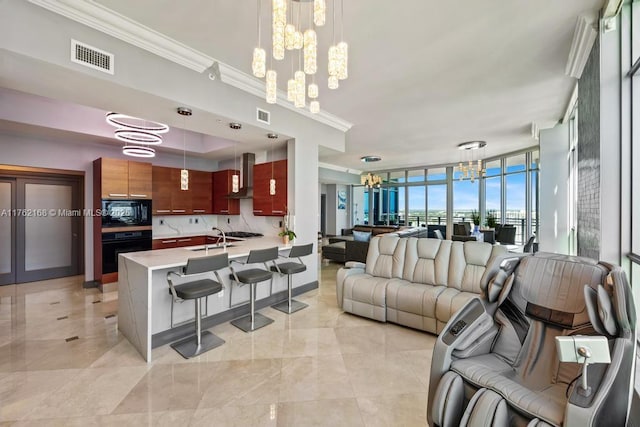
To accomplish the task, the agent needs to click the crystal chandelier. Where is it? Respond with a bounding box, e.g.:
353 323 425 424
361 173 382 189
251 0 349 114
456 141 487 183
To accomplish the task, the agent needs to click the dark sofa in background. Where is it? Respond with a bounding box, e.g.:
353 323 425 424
321 225 425 263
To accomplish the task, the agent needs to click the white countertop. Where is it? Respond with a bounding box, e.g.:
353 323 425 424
121 236 290 270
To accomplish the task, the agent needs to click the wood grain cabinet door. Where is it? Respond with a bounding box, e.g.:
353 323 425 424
100 158 129 199
127 161 152 199
190 170 212 214
212 170 240 215
152 166 173 215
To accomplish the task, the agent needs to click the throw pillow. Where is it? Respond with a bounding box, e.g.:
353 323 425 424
353 230 372 242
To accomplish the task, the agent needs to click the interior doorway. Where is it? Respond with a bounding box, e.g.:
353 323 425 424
0 169 83 285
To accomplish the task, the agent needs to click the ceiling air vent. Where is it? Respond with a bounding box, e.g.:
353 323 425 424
70 39 114 75
256 108 270 125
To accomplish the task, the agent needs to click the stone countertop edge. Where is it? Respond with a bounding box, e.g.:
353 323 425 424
120 236 292 271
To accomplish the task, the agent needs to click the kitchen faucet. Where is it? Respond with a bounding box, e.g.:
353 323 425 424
211 227 227 248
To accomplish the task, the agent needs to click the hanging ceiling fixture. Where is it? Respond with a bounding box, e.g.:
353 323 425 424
361 173 382 189
269 134 276 195
457 141 487 183
251 0 349 114
177 107 192 190
229 123 242 193
106 112 169 158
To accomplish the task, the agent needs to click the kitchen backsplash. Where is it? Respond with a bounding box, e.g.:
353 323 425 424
153 200 285 237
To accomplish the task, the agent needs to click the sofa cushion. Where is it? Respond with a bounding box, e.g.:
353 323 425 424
402 238 451 286
353 230 372 242
342 274 390 321
386 279 446 333
365 236 406 279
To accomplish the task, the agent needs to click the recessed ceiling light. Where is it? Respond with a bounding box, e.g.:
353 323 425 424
229 122 242 130
267 133 278 139
177 107 192 116
457 140 487 150
360 155 382 163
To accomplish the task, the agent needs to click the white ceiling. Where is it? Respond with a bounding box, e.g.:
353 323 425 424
2 0 603 172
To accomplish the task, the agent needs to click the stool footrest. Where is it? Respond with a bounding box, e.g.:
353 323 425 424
231 312 274 332
170 331 225 359
272 299 308 314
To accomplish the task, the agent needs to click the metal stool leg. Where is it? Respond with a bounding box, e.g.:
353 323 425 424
231 281 274 332
272 273 308 314
170 296 225 359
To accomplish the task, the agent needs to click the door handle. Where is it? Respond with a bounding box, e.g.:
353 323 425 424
129 194 148 198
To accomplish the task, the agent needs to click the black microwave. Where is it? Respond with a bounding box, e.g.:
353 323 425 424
101 199 152 228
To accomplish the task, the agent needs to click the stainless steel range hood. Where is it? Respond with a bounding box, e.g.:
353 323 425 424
227 153 255 199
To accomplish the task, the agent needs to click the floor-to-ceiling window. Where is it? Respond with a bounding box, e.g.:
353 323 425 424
355 148 538 242
407 169 425 227
427 168 447 227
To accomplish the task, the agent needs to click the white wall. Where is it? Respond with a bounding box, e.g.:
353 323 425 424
539 124 570 254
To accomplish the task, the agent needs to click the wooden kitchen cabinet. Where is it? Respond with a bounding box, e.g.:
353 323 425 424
190 170 213 214
152 166 213 214
153 235 206 250
127 161 152 199
152 166 173 215
212 169 240 215
253 159 287 216
95 158 152 199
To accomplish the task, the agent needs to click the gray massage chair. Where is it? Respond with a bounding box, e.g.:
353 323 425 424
427 252 636 427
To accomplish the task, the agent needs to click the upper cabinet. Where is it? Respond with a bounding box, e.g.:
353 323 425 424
95 158 152 199
212 169 240 215
152 166 212 215
189 170 212 214
253 159 287 216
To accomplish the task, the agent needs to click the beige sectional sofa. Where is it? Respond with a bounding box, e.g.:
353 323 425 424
336 235 507 333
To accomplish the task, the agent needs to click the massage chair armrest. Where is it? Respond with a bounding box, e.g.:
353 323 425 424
345 261 366 269
336 264 365 309
428 298 495 424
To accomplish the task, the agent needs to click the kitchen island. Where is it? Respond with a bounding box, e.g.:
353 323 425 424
117 236 315 362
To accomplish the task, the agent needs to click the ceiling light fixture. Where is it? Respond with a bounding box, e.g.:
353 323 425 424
360 155 382 163
267 133 279 139
229 122 242 130
177 107 192 191
252 0 349 114
122 146 156 158
457 141 487 183
106 112 168 158
361 173 382 189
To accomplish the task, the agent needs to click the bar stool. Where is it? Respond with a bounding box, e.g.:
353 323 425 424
229 246 279 332
166 253 228 359
271 243 313 314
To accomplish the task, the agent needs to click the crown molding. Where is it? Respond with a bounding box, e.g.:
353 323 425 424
216 62 353 132
29 0 215 72
565 15 597 78
28 0 353 133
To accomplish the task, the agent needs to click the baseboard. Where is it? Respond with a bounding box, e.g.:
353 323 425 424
151 280 318 348
82 280 100 289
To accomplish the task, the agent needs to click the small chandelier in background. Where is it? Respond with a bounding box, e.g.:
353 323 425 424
457 140 487 183
251 0 349 114
106 112 169 158
361 173 382 189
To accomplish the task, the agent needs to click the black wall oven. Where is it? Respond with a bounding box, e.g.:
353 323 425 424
101 199 152 228
102 230 152 274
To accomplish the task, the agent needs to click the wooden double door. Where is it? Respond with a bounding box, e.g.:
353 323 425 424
0 175 83 285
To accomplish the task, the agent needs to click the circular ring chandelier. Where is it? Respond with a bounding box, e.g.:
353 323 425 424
106 112 169 158
122 146 156 158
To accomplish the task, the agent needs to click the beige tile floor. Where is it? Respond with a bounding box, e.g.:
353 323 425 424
0 259 434 426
